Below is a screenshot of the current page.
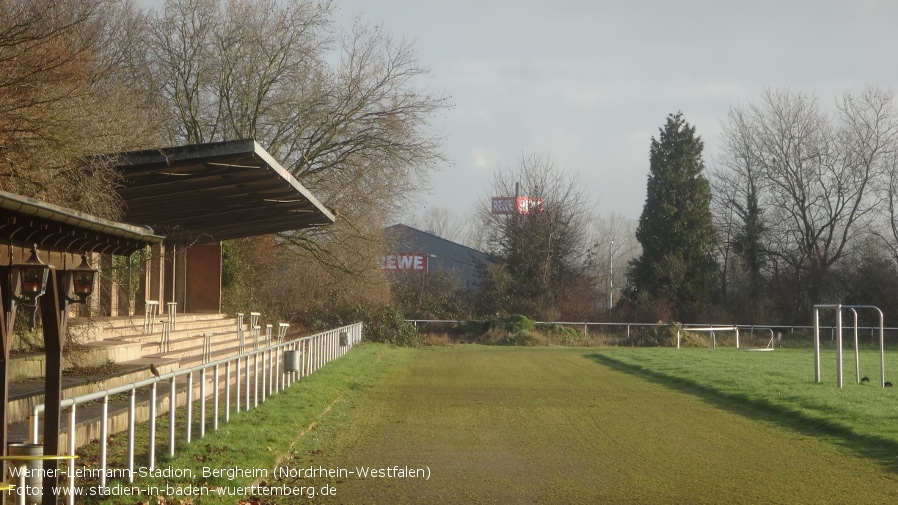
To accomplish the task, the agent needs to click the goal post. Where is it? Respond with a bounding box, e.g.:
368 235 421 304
813 304 885 388
676 326 738 349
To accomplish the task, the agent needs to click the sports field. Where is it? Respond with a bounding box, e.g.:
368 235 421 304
277 346 898 504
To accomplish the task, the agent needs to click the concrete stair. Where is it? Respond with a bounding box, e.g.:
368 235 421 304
4 313 269 426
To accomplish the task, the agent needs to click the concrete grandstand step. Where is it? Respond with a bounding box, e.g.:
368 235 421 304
176 343 283 370
68 313 234 342
114 320 238 346
8 314 242 383
4 358 179 425
140 334 245 363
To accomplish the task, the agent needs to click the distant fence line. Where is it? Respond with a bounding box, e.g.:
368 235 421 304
406 320 898 341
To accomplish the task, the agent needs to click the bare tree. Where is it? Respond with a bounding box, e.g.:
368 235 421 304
124 0 450 320
406 207 467 242
712 106 771 319
715 87 898 318
475 154 595 320
587 213 639 317
0 0 158 215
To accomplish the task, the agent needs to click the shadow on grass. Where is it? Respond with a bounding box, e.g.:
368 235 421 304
586 352 898 472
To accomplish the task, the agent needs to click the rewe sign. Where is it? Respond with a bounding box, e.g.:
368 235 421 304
491 196 544 215
380 253 429 272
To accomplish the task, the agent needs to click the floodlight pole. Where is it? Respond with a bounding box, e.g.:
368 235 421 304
608 240 614 316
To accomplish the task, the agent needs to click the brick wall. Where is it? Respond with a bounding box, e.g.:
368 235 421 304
185 242 222 313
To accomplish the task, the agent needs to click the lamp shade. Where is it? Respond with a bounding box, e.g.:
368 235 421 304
17 245 50 299
69 253 97 301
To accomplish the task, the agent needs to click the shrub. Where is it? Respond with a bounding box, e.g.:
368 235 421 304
362 307 420 347
308 303 420 347
500 314 536 334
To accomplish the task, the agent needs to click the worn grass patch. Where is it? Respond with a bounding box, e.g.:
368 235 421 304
69 345 898 504
272 346 898 504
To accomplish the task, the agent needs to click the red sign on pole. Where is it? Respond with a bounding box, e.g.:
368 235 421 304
491 196 544 215
380 253 429 272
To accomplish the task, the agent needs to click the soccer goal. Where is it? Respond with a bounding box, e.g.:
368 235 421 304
676 325 738 349
676 325 775 350
813 304 885 388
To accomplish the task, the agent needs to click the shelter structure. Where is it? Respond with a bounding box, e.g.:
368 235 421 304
0 190 162 503
107 139 335 315
0 139 335 503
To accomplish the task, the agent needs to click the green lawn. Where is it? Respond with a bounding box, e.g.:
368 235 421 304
77 344 898 504
274 346 898 504
593 346 898 465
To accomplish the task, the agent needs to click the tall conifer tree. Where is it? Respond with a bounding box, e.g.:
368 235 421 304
626 112 717 320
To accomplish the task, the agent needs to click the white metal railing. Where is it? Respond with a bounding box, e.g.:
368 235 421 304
143 301 159 334
167 302 178 330
159 320 171 353
28 322 363 504
406 319 898 342
237 313 246 353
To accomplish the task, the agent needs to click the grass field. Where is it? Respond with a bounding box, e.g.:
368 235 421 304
77 344 898 504
593 346 898 465
275 345 898 504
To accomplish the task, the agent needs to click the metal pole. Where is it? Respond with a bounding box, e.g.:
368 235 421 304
275 347 281 393
262 350 272 402
225 360 231 423
127 389 136 483
879 310 886 388
837 307 843 388
149 382 157 470
245 354 251 409
169 377 176 456
199 368 206 438
236 357 241 413
100 395 108 488
609 239 614 318
213 364 219 431
813 308 821 383
851 309 859 384
186 372 193 443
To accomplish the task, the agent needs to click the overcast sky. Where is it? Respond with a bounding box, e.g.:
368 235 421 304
333 0 898 222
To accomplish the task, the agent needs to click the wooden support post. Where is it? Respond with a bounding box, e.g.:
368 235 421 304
0 266 12 505
40 270 67 505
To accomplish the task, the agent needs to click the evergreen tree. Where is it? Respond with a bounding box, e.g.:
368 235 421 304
626 112 718 320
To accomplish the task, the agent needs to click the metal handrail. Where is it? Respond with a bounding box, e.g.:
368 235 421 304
28 321 364 500
143 301 159 334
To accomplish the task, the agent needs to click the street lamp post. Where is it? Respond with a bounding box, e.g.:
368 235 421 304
609 240 614 317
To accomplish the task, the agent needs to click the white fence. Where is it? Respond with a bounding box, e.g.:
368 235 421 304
23 322 363 505
407 319 898 342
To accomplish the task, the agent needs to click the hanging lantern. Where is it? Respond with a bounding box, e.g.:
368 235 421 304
66 253 97 303
14 245 51 301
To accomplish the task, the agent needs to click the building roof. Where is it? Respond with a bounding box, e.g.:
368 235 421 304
112 139 335 243
0 190 162 255
384 223 489 287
